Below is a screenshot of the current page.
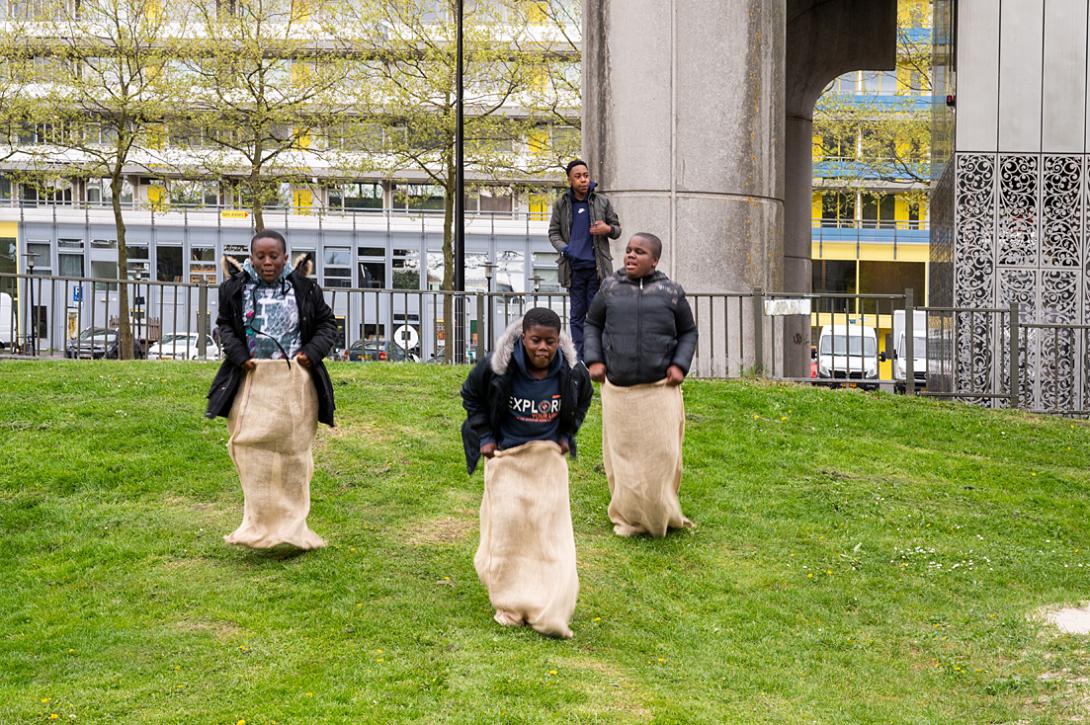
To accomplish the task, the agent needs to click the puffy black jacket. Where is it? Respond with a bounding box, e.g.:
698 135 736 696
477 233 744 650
583 270 698 386
205 254 339 426
460 320 593 474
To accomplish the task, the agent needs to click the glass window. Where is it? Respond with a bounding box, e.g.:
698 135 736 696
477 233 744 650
342 182 382 209
127 245 150 280
399 184 444 211
190 247 217 284
58 238 83 249
157 246 184 283
91 260 118 291
26 242 50 274
60 254 83 277
0 176 10 201
324 248 351 266
820 192 855 227
479 186 512 213
91 238 117 249
392 249 419 290
358 261 385 289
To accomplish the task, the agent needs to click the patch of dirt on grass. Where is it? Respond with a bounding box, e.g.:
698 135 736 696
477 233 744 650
171 619 244 639
406 511 477 546
318 419 393 445
564 657 651 720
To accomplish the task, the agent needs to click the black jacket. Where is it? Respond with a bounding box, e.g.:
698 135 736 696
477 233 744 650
460 320 593 474
546 183 622 286
205 254 339 426
583 270 698 387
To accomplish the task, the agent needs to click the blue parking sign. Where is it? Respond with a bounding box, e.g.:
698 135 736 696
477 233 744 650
72 287 83 303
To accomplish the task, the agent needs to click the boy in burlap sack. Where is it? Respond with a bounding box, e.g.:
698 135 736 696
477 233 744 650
584 232 699 538
205 230 338 550
461 308 592 638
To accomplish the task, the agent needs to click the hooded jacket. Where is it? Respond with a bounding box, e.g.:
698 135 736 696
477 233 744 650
547 181 622 287
583 269 698 387
205 252 339 426
460 318 593 474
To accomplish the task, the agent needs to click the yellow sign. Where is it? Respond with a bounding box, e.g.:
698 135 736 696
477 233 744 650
221 210 250 219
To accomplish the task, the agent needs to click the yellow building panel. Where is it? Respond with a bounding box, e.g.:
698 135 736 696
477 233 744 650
0 221 18 239
812 192 822 222
811 240 930 262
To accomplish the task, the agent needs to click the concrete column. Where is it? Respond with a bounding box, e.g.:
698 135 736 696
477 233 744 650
583 0 785 295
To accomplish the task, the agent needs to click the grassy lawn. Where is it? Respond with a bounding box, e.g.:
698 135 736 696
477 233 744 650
4 361 1090 723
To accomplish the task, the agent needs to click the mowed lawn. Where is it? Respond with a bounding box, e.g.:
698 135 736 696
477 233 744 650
4 361 1090 723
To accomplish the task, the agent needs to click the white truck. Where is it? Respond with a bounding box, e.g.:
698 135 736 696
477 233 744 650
891 309 927 393
815 323 880 390
0 292 12 349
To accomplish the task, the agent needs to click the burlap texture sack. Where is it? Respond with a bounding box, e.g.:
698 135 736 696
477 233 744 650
474 440 578 638
224 359 326 550
602 378 693 538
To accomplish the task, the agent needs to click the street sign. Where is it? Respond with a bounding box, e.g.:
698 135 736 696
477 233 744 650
72 287 83 303
393 324 419 350
763 298 811 316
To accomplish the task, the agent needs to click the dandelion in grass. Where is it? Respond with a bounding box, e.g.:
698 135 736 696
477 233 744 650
50 716 59 721
548 669 558 676
41 698 50 705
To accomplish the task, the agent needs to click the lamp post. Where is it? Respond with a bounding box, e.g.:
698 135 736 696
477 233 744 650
453 0 466 363
483 259 495 351
531 273 543 307
22 251 37 356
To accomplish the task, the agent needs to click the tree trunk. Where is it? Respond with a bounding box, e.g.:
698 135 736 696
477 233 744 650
110 169 134 360
250 142 265 231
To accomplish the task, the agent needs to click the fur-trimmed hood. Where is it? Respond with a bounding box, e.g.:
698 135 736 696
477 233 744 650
490 317 578 375
220 252 314 279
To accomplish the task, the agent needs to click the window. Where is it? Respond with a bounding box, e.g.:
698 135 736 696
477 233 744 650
392 249 420 290
86 178 134 205
59 254 83 278
323 247 352 288
820 192 855 228
91 260 118 291
341 182 382 210
126 245 150 280
190 247 216 284
58 238 83 249
157 246 183 283
532 252 561 293
91 238 117 249
812 260 856 295
0 175 10 201
861 194 896 229
26 242 51 275
171 180 219 207
479 186 512 214
358 261 385 289
398 184 444 212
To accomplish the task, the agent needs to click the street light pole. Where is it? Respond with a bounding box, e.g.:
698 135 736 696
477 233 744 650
22 252 37 357
483 259 495 352
453 0 466 363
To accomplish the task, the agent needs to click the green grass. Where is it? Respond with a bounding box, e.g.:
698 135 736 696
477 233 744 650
3 361 1090 723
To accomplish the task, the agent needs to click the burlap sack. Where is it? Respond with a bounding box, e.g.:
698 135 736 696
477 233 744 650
474 440 578 639
602 378 693 538
224 359 326 550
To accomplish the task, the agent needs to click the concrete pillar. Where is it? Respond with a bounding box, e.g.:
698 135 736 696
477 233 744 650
583 0 785 295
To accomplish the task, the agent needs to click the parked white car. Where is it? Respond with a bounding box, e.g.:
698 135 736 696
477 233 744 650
816 323 880 390
147 333 220 361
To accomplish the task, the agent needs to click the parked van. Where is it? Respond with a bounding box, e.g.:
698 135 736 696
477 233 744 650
0 292 12 349
815 323 880 390
891 309 927 393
